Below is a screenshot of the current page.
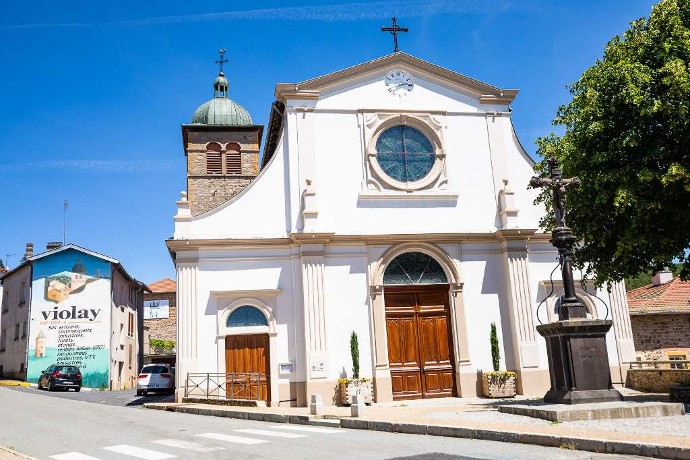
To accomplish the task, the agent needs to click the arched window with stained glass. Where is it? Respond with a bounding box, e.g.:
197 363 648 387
383 252 448 285
226 305 268 327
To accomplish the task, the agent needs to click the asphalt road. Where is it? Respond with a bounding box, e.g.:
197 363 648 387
0 386 643 460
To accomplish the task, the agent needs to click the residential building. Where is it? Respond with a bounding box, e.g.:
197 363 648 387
0 243 148 388
143 278 176 368
627 269 690 364
166 52 636 406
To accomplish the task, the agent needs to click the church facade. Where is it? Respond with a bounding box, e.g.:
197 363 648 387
167 52 636 406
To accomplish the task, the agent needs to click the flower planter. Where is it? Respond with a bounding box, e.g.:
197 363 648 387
338 379 373 405
481 371 517 398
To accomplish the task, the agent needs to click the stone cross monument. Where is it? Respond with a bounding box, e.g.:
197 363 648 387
530 158 623 404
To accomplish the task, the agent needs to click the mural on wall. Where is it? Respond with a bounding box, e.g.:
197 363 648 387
27 249 111 388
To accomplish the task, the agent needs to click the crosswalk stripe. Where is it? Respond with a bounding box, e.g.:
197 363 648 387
151 439 225 452
102 445 176 459
271 425 344 434
196 433 268 445
50 453 102 460
234 428 307 439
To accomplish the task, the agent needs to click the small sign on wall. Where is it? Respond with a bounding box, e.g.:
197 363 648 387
309 352 328 378
144 299 170 319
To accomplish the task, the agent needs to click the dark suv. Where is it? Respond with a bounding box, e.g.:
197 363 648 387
38 365 82 392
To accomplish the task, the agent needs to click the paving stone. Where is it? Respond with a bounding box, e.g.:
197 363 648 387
394 423 428 435
427 426 474 438
288 415 310 425
340 418 369 429
516 433 561 448
368 421 394 432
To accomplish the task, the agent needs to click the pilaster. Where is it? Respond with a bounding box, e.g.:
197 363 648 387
299 243 329 387
498 232 540 390
175 262 198 401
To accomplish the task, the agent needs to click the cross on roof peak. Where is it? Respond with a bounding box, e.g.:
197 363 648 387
381 17 408 53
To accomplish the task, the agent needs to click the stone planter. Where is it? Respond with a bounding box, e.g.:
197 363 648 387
482 372 517 398
669 384 690 404
338 379 373 405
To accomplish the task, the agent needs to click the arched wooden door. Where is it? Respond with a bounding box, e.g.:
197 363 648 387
385 285 456 400
225 334 270 402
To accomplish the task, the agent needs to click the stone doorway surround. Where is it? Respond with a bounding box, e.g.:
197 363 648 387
369 243 473 402
213 291 280 407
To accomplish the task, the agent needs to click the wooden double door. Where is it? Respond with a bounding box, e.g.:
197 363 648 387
225 334 270 402
385 285 456 400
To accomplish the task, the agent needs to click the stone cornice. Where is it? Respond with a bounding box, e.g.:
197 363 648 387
274 52 518 104
166 230 552 254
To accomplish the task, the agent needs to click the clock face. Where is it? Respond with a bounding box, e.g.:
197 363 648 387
385 69 414 95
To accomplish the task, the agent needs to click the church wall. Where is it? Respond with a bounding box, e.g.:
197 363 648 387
322 248 371 382
183 136 290 239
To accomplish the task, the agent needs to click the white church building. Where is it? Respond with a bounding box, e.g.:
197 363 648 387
167 52 636 406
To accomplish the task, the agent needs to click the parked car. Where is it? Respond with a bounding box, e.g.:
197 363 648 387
137 364 174 396
38 364 82 392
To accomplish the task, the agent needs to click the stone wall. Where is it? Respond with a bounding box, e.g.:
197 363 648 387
143 291 176 345
185 128 261 216
188 177 253 216
630 314 690 360
626 369 690 392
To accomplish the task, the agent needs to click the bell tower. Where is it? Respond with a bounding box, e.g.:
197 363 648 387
182 49 263 216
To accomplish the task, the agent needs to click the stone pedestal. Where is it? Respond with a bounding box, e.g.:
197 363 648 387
537 319 623 404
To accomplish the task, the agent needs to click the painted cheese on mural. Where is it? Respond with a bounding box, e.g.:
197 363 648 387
27 249 111 388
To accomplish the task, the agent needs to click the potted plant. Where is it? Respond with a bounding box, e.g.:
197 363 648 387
481 322 517 398
338 331 373 405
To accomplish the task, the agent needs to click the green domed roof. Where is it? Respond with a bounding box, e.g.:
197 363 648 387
191 98 253 125
191 71 253 126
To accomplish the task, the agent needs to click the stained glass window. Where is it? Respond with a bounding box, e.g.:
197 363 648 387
383 252 448 285
376 126 435 183
226 305 268 327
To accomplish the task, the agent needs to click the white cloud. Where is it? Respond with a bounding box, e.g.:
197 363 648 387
2 1 525 30
0 159 178 173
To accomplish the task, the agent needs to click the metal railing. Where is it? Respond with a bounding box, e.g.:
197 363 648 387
628 360 690 370
184 372 265 400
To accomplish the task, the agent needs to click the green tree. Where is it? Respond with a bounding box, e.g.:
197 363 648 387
490 322 500 372
350 331 359 379
534 0 690 284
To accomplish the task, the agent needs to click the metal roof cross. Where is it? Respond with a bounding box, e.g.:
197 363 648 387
381 17 408 53
215 48 229 74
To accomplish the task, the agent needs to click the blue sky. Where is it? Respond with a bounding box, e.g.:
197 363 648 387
0 1 657 284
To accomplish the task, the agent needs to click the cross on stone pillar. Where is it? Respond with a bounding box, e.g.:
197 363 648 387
381 17 408 53
529 157 585 320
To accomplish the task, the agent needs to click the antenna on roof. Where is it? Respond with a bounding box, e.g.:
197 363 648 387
5 253 15 270
63 200 68 245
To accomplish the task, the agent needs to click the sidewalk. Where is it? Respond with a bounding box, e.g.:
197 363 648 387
145 389 690 459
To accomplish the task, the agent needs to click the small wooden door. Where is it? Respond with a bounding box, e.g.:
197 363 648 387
225 334 270 402
385 285 455 400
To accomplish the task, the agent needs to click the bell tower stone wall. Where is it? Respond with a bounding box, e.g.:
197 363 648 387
183 125 263 216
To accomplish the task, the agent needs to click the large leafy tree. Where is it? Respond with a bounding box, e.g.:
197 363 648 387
535 0 690 283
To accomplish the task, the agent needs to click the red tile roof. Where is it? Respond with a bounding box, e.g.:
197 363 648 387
148 277 176 293
627 277 690 315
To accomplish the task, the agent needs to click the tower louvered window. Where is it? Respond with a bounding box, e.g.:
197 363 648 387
206 143 222 174
226 142 241 175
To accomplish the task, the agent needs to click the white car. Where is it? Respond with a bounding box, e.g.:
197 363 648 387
137 364 174 396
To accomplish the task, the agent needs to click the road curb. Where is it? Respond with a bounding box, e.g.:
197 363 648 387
0 381 30 387
143 403 690 459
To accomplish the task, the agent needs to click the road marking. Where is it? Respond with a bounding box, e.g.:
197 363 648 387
151 439 225 452
271 425 344 434
50 454 102 460
102 445 176 459
196 433 268 445
234 428 307 439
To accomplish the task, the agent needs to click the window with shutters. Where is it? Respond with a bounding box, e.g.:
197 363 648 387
226 142 242 175
206 142 222 174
